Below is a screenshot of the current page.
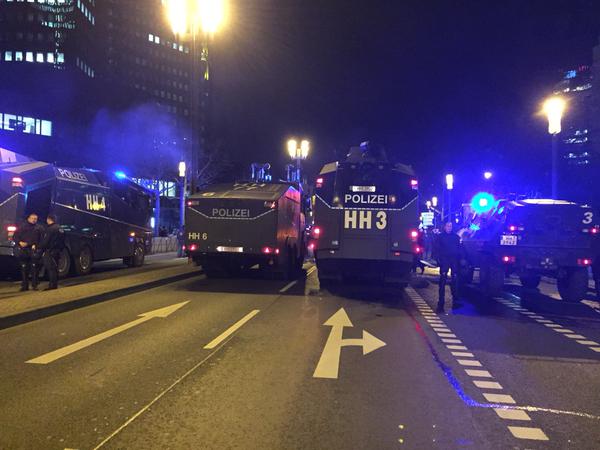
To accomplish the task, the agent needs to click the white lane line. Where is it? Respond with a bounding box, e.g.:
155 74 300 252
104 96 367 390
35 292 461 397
407 288 549 442
457 359 482 367
496 298 600 355
203 310 260 350
507 426 549 441
279 280 298 293
473 380 503 390
465 369 492 378
447 345 468 351
495 409 531 421
483 393 516 404
451 352 474 358
437 333 457 338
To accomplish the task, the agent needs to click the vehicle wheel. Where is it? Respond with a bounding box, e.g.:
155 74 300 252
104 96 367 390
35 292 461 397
459 266 474 285
481 263 504 296
130 245 145 267
520 274 541 289
57 248 71 279
72 246 93 276
557 268 588 303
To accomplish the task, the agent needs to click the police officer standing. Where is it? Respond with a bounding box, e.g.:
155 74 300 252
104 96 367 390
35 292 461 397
434 221 462 313
39 214 63 291
13 213 42 291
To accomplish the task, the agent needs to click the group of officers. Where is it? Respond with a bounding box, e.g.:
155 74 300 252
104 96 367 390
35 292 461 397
12 212 63 292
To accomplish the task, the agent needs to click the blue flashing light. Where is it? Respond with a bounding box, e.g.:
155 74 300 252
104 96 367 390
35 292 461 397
115 171 127 179
565 70 577 79
471 192 496 214
469 223 480 231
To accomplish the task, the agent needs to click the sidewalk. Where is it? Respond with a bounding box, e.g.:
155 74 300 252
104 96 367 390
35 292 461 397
0 259 199 328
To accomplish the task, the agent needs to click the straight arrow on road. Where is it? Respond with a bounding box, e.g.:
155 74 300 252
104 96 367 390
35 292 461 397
26 302 190 365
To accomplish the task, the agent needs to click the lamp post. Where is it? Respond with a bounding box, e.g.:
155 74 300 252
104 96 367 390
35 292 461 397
178 160 187 229
445 174 454 222
483 171 493 180
287 138 310 182
165 0 225 193
543 96 566 199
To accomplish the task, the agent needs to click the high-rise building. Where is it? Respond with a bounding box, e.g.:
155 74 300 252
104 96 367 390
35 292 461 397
552 65 598 204
0 0 193 177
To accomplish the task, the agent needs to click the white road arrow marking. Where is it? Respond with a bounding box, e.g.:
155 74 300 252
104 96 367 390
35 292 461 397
26 302 190 365
313 308 386 379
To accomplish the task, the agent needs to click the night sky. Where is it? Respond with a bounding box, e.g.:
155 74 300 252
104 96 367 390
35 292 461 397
212 0 600 194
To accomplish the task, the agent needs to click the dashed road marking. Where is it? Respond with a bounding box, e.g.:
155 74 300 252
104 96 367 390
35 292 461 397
473 380 503 390
406 288 550 443
483 393 516 404
494 296 600 355
508 426 549 441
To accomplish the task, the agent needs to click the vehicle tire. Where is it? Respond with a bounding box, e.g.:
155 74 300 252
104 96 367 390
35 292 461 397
72 245 93 276
57 248 71 279
459 266 475 285
481 263 504 296
557 268 588 303
130 245 145 267
520 274 541 290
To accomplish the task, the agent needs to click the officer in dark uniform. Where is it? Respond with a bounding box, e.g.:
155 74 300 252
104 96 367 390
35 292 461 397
39 214 63 291
434 221 462 313
13 213 42 291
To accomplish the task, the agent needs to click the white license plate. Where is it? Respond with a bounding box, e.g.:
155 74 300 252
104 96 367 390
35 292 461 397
500 235 518 246
350 185 376 193
216 246 244 253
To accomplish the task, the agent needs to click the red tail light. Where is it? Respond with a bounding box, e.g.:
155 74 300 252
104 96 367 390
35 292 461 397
589 227 599 235
410 179 418 190
262 246 280 254
11 177 24 188
316 177 324 188
502 256 516 264
313 227 321 238
189 244 198 252
308 242 315 251
7 225 17 239
182 245 187 251
509 225 517 232
410 230 419 242
414 246 422 254
577 258 593 267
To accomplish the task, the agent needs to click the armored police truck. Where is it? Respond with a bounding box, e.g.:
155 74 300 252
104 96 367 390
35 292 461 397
185 181 306 278
311 143 420 285
0 151 153 277
461 198 598 302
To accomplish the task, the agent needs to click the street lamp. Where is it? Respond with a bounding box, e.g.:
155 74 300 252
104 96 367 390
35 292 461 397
165 0 226 193
445 174 454 222
178 161 187 229
483 171 493 180
287 138 310 182
431 196 438 208
543 96 566 199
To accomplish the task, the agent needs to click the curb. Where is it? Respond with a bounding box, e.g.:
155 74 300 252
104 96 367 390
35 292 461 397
0 270 201 331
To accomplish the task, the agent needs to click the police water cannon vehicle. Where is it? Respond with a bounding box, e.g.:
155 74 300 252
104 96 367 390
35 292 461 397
0 150 153 277
185 164 306 278
311 142 420 285
460 194 598 302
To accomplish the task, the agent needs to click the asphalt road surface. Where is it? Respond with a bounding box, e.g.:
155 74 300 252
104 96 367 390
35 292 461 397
1 264 599 449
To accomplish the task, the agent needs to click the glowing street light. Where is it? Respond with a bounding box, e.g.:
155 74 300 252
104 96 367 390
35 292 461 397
432 196 438 208
445 173 454 190
287 138 310 161
483 171 493 180
543 96 566 199
164 0 227 193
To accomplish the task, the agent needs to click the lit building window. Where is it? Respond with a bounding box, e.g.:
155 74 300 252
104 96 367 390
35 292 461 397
0 112 53 137
36 52 44 63
15 52 23 62
26 52 34 62
4 51 13 62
